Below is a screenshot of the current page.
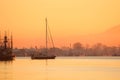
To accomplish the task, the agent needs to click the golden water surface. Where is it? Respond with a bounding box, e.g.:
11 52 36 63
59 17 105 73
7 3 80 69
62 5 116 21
0 57 120 80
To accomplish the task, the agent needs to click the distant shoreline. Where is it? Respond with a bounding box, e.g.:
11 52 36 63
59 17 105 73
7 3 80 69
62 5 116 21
15 56 120 59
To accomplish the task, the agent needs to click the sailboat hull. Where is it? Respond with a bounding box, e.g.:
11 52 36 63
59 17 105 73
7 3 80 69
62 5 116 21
0 51 15 61
0 55 15 61
31 55 56 59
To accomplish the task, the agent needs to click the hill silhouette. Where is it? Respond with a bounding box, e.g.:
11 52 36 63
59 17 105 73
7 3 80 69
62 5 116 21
78 25 120 46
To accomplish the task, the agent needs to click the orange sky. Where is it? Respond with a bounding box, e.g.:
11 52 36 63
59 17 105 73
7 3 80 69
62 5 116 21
0 0 120 48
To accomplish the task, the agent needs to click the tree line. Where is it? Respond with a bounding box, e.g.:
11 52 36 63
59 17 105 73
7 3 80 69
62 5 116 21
13 42 120 56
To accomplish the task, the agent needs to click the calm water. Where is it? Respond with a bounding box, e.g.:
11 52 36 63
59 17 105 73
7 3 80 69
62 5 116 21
0 57 120 80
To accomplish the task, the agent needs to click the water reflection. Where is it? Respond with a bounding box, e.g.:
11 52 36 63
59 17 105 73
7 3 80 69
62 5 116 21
0 61 13 80
0 57 120 80
0 61 13 64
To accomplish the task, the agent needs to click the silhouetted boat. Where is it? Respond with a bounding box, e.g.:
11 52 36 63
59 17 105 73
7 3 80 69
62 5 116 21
31 18 56 59
0 32 15 61
31 53 56 59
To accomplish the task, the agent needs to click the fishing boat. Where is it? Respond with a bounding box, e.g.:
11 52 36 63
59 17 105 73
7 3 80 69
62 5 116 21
0 32 15 61
31 18 56 59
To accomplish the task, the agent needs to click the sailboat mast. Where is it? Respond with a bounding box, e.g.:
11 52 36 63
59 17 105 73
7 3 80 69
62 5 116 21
45 18 48 54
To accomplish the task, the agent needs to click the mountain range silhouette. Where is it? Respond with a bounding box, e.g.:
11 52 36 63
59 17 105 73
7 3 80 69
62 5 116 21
78 25 120 46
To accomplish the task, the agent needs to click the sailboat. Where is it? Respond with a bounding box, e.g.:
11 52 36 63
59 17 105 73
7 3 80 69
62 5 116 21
31 18 56 59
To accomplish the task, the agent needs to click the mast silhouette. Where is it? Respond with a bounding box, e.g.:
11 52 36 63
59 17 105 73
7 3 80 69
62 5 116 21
45 18 48 55
4 31 7 49
11 33 13 49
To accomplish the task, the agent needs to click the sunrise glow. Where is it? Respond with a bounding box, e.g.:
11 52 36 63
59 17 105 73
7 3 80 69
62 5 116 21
0 0 120 48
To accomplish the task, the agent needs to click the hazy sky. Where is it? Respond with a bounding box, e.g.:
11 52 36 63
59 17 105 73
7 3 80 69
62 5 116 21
0 0 120 48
